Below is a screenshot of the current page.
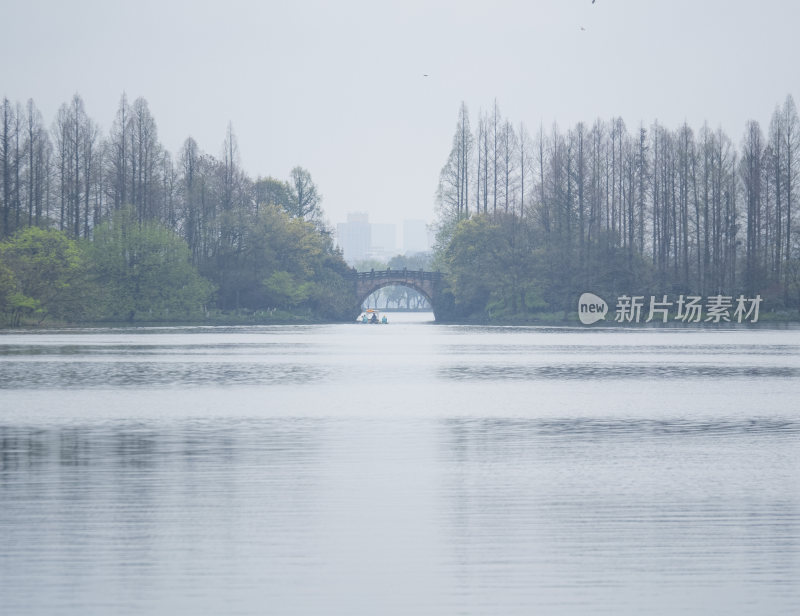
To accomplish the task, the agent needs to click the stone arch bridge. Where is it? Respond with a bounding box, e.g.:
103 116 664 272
350 269 445 318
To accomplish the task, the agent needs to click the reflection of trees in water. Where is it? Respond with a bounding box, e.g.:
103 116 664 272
0 418 324 508
439 363 800 381
0 361 329 389
0 419 326 478
0 420 328 554
437 415 800 610
0 419 330 611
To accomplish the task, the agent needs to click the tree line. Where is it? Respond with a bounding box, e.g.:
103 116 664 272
0 93 354 324
435 97 800 320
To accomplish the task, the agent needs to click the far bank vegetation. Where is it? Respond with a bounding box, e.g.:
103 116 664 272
0 94 355 326
434 98 800 321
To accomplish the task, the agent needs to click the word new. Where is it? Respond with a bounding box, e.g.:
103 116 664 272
577 292 609 324
614 294 762 324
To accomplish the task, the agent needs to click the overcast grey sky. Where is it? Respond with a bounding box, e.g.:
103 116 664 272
3 0 799 229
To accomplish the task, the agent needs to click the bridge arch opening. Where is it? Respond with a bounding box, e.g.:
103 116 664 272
351 269 443 321
359 283 433 312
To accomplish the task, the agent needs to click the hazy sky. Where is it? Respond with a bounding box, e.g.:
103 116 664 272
3 0 799 229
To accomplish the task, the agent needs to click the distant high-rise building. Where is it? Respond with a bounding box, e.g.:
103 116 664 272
336 212 371 265
403 219 429 254
338 215 429 264
369 223 397 260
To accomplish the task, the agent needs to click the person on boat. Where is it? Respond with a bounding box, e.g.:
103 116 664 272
370 313 379 324
361 313 368 323
381 315 388 324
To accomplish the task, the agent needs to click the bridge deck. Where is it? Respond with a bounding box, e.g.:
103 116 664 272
350 269 443 282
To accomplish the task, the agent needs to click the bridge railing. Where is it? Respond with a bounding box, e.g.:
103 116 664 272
350 269 443 282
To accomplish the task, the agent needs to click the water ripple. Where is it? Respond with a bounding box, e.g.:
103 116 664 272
440 363 799 381
440 416 800 440
0 361 327 389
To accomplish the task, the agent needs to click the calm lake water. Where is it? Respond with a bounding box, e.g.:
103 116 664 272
1 314 799 615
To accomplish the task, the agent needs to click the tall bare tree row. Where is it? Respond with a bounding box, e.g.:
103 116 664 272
436 102 473 223
438 97 799 301
0 93 324 260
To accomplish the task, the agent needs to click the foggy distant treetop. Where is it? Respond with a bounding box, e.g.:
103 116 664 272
0 94 323 242
433 96 800 320
1 1 798 226
0 93 358 325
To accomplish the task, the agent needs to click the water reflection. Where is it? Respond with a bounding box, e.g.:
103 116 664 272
0 341 323 357
0 419 329 615
0 361 329 389
438 416 800 614
441 415 800 440
444 342 800 356
0 419 326 471
441 363 799 380
1 325 800 615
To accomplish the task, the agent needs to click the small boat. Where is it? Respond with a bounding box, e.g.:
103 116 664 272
358 309 388 324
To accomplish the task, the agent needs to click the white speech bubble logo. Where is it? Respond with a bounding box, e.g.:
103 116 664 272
578 292 608 325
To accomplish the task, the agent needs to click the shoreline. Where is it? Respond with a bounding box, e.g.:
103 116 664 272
3 314 800 331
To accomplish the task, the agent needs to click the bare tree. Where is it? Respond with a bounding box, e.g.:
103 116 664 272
22 100 50 227
492 100 501 213
106 93 130 210
1 98 18 237
436 102 472 223
518 122 532 218
82 116 100 237
783 95 799 298
178 137 201 262
221 122 239 214
129 97 162 223
740 120 764 294
53 94 95 238
477 111 490 214
500 120 518 213
289 166 322 220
